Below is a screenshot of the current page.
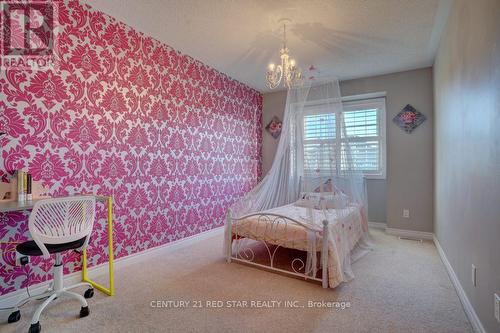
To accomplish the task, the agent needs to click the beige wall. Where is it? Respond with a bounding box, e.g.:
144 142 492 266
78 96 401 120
433 0 500 332
262 68 434 229
341 68 434 231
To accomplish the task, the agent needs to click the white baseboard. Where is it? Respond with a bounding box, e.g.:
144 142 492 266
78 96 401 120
433 236 486 333
368 222 387 230
0 226 224 309
385 227 434 240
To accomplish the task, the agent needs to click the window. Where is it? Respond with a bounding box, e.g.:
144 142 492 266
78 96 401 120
302 96 386 179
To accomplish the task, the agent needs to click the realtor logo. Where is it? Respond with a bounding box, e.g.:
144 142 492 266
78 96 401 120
1 1 59 70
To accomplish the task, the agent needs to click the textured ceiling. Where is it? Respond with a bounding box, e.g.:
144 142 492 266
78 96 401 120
83 0 452 92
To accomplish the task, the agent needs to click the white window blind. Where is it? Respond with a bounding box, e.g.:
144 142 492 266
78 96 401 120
302 97 386 179
303 113 337 173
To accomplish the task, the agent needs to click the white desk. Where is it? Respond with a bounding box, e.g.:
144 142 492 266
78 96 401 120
0 198 49 212
0 195 115 296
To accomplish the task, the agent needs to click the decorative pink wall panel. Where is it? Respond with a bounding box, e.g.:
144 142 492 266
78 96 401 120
0 1 262 295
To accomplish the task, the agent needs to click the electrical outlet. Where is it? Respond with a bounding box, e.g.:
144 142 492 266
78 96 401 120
403 209 410 218
15 252 29 266
495 293 500 323
472 265 477 287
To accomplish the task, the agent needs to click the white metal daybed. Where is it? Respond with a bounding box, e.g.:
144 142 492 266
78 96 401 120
225 202 367 288
224 77 371 288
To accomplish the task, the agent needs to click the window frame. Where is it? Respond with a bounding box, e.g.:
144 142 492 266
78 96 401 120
300 93 387 180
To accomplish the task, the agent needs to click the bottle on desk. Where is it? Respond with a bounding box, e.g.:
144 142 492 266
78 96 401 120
17 170 25 202
16 170 32 202
27 173 33 201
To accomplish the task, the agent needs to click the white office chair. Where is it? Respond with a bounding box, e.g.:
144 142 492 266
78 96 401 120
7 196 96 333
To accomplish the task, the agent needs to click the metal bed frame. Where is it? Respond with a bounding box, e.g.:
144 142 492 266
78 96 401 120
225 212 330 288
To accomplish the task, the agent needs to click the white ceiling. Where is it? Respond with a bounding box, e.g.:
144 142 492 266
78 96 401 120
83 0 452 93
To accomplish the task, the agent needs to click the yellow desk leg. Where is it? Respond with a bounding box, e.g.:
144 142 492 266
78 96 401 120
82 196 115 296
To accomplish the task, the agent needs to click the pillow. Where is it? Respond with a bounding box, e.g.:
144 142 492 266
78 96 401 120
294 198 316 209
295 192 349 210
327 192 349 209
313 178 347 195
313 178 335 193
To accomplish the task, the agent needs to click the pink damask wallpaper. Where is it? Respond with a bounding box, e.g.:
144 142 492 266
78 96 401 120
0 1 262 295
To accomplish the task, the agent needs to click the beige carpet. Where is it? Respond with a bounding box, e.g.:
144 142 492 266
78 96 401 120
0 229 472 333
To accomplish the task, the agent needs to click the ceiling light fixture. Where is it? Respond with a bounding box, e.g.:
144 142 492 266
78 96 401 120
266 19 302 89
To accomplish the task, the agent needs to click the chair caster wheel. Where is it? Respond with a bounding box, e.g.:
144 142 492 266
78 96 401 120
8 310 20 323
29 322 41 333
80 306 90 318
84 288 94 299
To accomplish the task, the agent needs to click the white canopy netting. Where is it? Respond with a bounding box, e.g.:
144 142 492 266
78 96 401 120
226 77 372 286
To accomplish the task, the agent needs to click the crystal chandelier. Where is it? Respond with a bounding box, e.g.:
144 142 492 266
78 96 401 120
266 20 302 89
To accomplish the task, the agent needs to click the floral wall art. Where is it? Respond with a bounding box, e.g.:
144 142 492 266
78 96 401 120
392 104 426 133
0 0 262 295
265 116 282 139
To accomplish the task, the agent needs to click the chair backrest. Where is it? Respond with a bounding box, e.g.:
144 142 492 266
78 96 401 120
29 196 96 258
